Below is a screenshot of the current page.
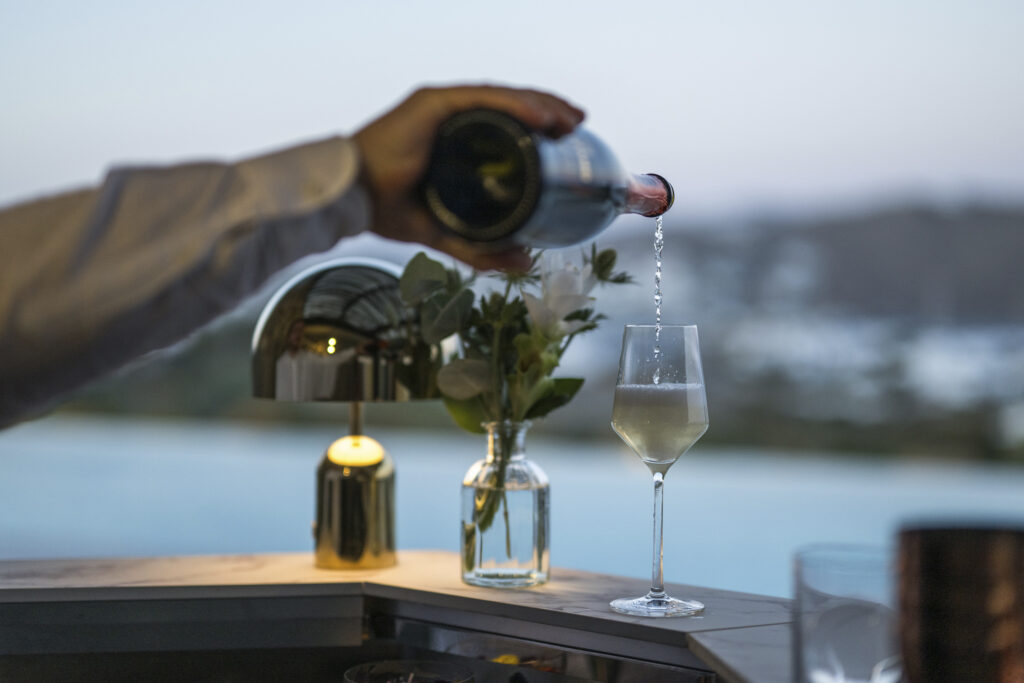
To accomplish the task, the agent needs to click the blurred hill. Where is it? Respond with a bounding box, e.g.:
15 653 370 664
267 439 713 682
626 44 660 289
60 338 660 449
687 203 1024 324
59 201 1024 460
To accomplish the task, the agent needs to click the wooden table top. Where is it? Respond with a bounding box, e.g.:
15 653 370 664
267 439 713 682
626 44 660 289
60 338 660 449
0 550 792 682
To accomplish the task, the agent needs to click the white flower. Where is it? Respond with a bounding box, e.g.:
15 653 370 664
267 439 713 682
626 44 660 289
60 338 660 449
523 254 597 338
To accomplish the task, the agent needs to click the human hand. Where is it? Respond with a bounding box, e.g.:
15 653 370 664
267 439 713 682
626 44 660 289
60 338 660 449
354 84 585 272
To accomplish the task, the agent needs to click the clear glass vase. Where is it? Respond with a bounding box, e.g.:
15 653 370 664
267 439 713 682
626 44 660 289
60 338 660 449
461 420 550 588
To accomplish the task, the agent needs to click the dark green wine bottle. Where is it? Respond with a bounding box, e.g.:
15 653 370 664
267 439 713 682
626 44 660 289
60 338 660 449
422 108 673 248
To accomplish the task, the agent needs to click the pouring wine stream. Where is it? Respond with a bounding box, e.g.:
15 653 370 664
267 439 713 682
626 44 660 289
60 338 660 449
653 215 664 384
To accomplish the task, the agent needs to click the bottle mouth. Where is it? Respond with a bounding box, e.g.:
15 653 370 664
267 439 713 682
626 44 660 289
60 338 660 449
647 173 674 212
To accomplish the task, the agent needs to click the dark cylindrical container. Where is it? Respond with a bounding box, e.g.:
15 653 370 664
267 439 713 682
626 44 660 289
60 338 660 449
898 524 1024 683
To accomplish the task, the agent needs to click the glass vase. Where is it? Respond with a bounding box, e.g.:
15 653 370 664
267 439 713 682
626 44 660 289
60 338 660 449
461 420 550 588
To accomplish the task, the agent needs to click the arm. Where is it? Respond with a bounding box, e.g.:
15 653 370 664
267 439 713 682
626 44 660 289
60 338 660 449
0 83 584 427
0 137 369 425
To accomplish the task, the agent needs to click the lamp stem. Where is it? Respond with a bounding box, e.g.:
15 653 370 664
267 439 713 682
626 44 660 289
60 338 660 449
349 402 363 436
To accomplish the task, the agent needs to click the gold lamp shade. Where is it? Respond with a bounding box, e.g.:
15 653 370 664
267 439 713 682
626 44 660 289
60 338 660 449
251 256 442 403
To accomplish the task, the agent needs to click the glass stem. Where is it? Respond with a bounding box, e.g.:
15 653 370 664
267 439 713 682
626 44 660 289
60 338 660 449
649 471 666 599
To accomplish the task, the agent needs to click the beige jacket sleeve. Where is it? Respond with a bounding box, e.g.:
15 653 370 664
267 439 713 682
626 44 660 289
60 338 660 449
0 136 371 426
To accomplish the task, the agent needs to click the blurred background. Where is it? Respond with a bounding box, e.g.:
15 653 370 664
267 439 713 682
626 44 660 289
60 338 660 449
2 0 1022 596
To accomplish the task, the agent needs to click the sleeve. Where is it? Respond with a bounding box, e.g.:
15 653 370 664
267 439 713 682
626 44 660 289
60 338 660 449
0 135 371 427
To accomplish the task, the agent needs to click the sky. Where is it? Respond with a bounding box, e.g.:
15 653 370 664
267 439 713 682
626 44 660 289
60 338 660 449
2 1 1023 217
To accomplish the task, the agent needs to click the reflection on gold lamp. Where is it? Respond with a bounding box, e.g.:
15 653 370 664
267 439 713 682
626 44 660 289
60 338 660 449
251 257 442 569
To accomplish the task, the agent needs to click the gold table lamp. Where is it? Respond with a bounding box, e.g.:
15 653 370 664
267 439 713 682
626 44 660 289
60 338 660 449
251 257 441 569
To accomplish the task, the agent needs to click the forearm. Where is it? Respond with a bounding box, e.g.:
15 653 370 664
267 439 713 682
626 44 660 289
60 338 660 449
0 136 370 426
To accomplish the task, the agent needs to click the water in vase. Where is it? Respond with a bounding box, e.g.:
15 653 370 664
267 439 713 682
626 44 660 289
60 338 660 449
461 463 550 588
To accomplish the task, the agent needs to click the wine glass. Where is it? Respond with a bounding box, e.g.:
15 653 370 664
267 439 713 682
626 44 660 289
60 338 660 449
610 324 709 617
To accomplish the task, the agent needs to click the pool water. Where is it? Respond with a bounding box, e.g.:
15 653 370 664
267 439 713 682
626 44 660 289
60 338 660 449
2 415 1023 598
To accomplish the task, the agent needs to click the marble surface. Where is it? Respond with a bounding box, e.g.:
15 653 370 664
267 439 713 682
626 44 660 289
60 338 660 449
0 551 793 682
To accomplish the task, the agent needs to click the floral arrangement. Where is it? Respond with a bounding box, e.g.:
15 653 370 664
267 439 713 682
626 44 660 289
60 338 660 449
399 245 632 534
400 245 630 427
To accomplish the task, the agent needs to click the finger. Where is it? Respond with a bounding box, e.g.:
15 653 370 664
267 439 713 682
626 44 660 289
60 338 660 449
522 89 587 137
421 84 586 137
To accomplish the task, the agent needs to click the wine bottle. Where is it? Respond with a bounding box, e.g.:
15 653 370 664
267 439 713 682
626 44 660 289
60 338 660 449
422 108 673 248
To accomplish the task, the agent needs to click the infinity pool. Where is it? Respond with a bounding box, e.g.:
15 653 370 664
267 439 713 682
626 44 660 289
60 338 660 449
2 415 1023 597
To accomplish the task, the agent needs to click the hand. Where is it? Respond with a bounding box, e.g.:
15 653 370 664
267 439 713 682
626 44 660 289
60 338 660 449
354 84 585 271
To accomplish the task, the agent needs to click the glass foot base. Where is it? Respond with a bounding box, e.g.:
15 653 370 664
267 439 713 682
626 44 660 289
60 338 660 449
462 569 548 588
610 594 705 617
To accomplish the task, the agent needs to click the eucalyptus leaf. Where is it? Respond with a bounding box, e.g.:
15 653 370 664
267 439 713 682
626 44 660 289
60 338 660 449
423 288 473 344
418 293 443 336
437 358 492 400
551 377 584 399
521 376 555 416
399 252 448 305
524 377 584 419
443 395 489 434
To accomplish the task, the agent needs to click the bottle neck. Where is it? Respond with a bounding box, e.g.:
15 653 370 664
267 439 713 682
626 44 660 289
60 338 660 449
484 420 530 463
624 173 674 217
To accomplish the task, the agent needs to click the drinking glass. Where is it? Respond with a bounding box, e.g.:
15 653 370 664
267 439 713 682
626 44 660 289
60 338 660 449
610 324 708 617
794 544 902 683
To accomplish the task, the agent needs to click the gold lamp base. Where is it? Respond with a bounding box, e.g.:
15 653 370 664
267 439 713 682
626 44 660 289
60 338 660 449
313 431 396 570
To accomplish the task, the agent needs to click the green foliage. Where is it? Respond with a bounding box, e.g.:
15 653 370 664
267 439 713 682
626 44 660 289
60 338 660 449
436 358 491 400
400 248 629 431
399 252 448 305
586 243 634 285
420 288 474 345
442 395 488 434
525 377 584 420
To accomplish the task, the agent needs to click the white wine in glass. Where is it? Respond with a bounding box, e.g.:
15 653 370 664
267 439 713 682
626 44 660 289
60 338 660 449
610 324 708 617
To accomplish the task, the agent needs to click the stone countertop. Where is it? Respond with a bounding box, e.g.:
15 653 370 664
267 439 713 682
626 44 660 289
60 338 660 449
0 551 792 682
